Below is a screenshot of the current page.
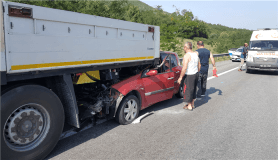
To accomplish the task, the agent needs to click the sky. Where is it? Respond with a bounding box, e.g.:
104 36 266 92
140 0 278 31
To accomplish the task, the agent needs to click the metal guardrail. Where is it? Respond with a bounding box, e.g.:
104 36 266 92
179 53 230 64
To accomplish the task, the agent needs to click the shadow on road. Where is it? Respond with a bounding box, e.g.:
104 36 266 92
45 87 223 159
194 87 222 109
136 96 184 115
45 95 185 159
45 119 120 159
247 70 278 76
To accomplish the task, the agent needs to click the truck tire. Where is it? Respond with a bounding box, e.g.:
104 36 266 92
1 85 64 160
115 95 140 125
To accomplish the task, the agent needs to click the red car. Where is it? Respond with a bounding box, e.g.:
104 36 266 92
112 51 184 124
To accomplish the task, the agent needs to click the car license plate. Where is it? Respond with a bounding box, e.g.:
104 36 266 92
237 59 240 61
260 65 271 67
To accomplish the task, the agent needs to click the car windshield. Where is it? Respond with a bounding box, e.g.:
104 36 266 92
160 53 168 61
236 48 243 52
249 40 278 50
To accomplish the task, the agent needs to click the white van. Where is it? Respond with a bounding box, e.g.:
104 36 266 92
246 28 278 73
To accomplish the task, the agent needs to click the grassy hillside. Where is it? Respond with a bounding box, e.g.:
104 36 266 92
105 0 154 11
128 0 154 11
162 37 219 57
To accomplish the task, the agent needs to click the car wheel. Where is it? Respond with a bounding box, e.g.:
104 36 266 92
1 85 64 160
115 95 140 125
246 69 250 73
175 79 185 98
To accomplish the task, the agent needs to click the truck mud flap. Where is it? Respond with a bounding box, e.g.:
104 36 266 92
1 71 7 85
48 74 80 128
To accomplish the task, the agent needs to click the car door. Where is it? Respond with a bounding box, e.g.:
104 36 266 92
142 55 175 107
170 53 182 94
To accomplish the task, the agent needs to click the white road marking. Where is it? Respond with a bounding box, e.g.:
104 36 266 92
207 64 245 81
157 109 186 115
132 111 154 124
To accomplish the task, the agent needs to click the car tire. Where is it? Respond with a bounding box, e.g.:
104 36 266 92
246 69 250 73
175 78 185 98
115 95 140 125
1 85 64 160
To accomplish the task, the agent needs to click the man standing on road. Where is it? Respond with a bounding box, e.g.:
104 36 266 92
238 43 248 71
178 42 201 111
196 41 217 99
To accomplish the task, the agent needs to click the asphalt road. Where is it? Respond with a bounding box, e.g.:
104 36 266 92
46 60 278 160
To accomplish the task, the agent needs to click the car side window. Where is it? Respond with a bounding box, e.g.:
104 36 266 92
162 59 170 72
171 54 178 67
160 53 171 73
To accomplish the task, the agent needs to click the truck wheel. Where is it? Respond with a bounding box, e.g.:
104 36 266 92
1 85 64 160
115 95 140 125
175 82 184 98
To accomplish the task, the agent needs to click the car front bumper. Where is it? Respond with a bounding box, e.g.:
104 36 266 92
246 62 278 71
231 56 241 61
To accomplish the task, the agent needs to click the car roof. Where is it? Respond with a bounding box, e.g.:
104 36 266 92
250 30 278 41
160 51 176 54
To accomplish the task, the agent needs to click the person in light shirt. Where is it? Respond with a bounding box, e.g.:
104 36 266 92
178 42 201 111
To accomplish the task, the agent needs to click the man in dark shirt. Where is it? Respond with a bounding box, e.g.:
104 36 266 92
196 41 217 99
238 43 248 71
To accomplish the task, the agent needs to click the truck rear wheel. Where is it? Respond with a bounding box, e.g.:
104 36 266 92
1 85 64 160
115 95 140 125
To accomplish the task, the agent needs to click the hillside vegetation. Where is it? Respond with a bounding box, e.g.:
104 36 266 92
11 0 252 57
127 0 154 11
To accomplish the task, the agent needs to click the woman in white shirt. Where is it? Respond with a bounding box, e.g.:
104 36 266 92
178 42 201 111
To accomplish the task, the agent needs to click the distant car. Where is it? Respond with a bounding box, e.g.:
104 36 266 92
231 47 245 62
228 48 237 59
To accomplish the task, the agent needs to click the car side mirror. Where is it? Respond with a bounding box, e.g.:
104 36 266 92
146 70 158 76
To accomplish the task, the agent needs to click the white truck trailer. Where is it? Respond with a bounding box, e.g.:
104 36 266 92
1 1 162 159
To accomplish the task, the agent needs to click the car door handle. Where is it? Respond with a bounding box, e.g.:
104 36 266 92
176 71 180 73
168 77 174 80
